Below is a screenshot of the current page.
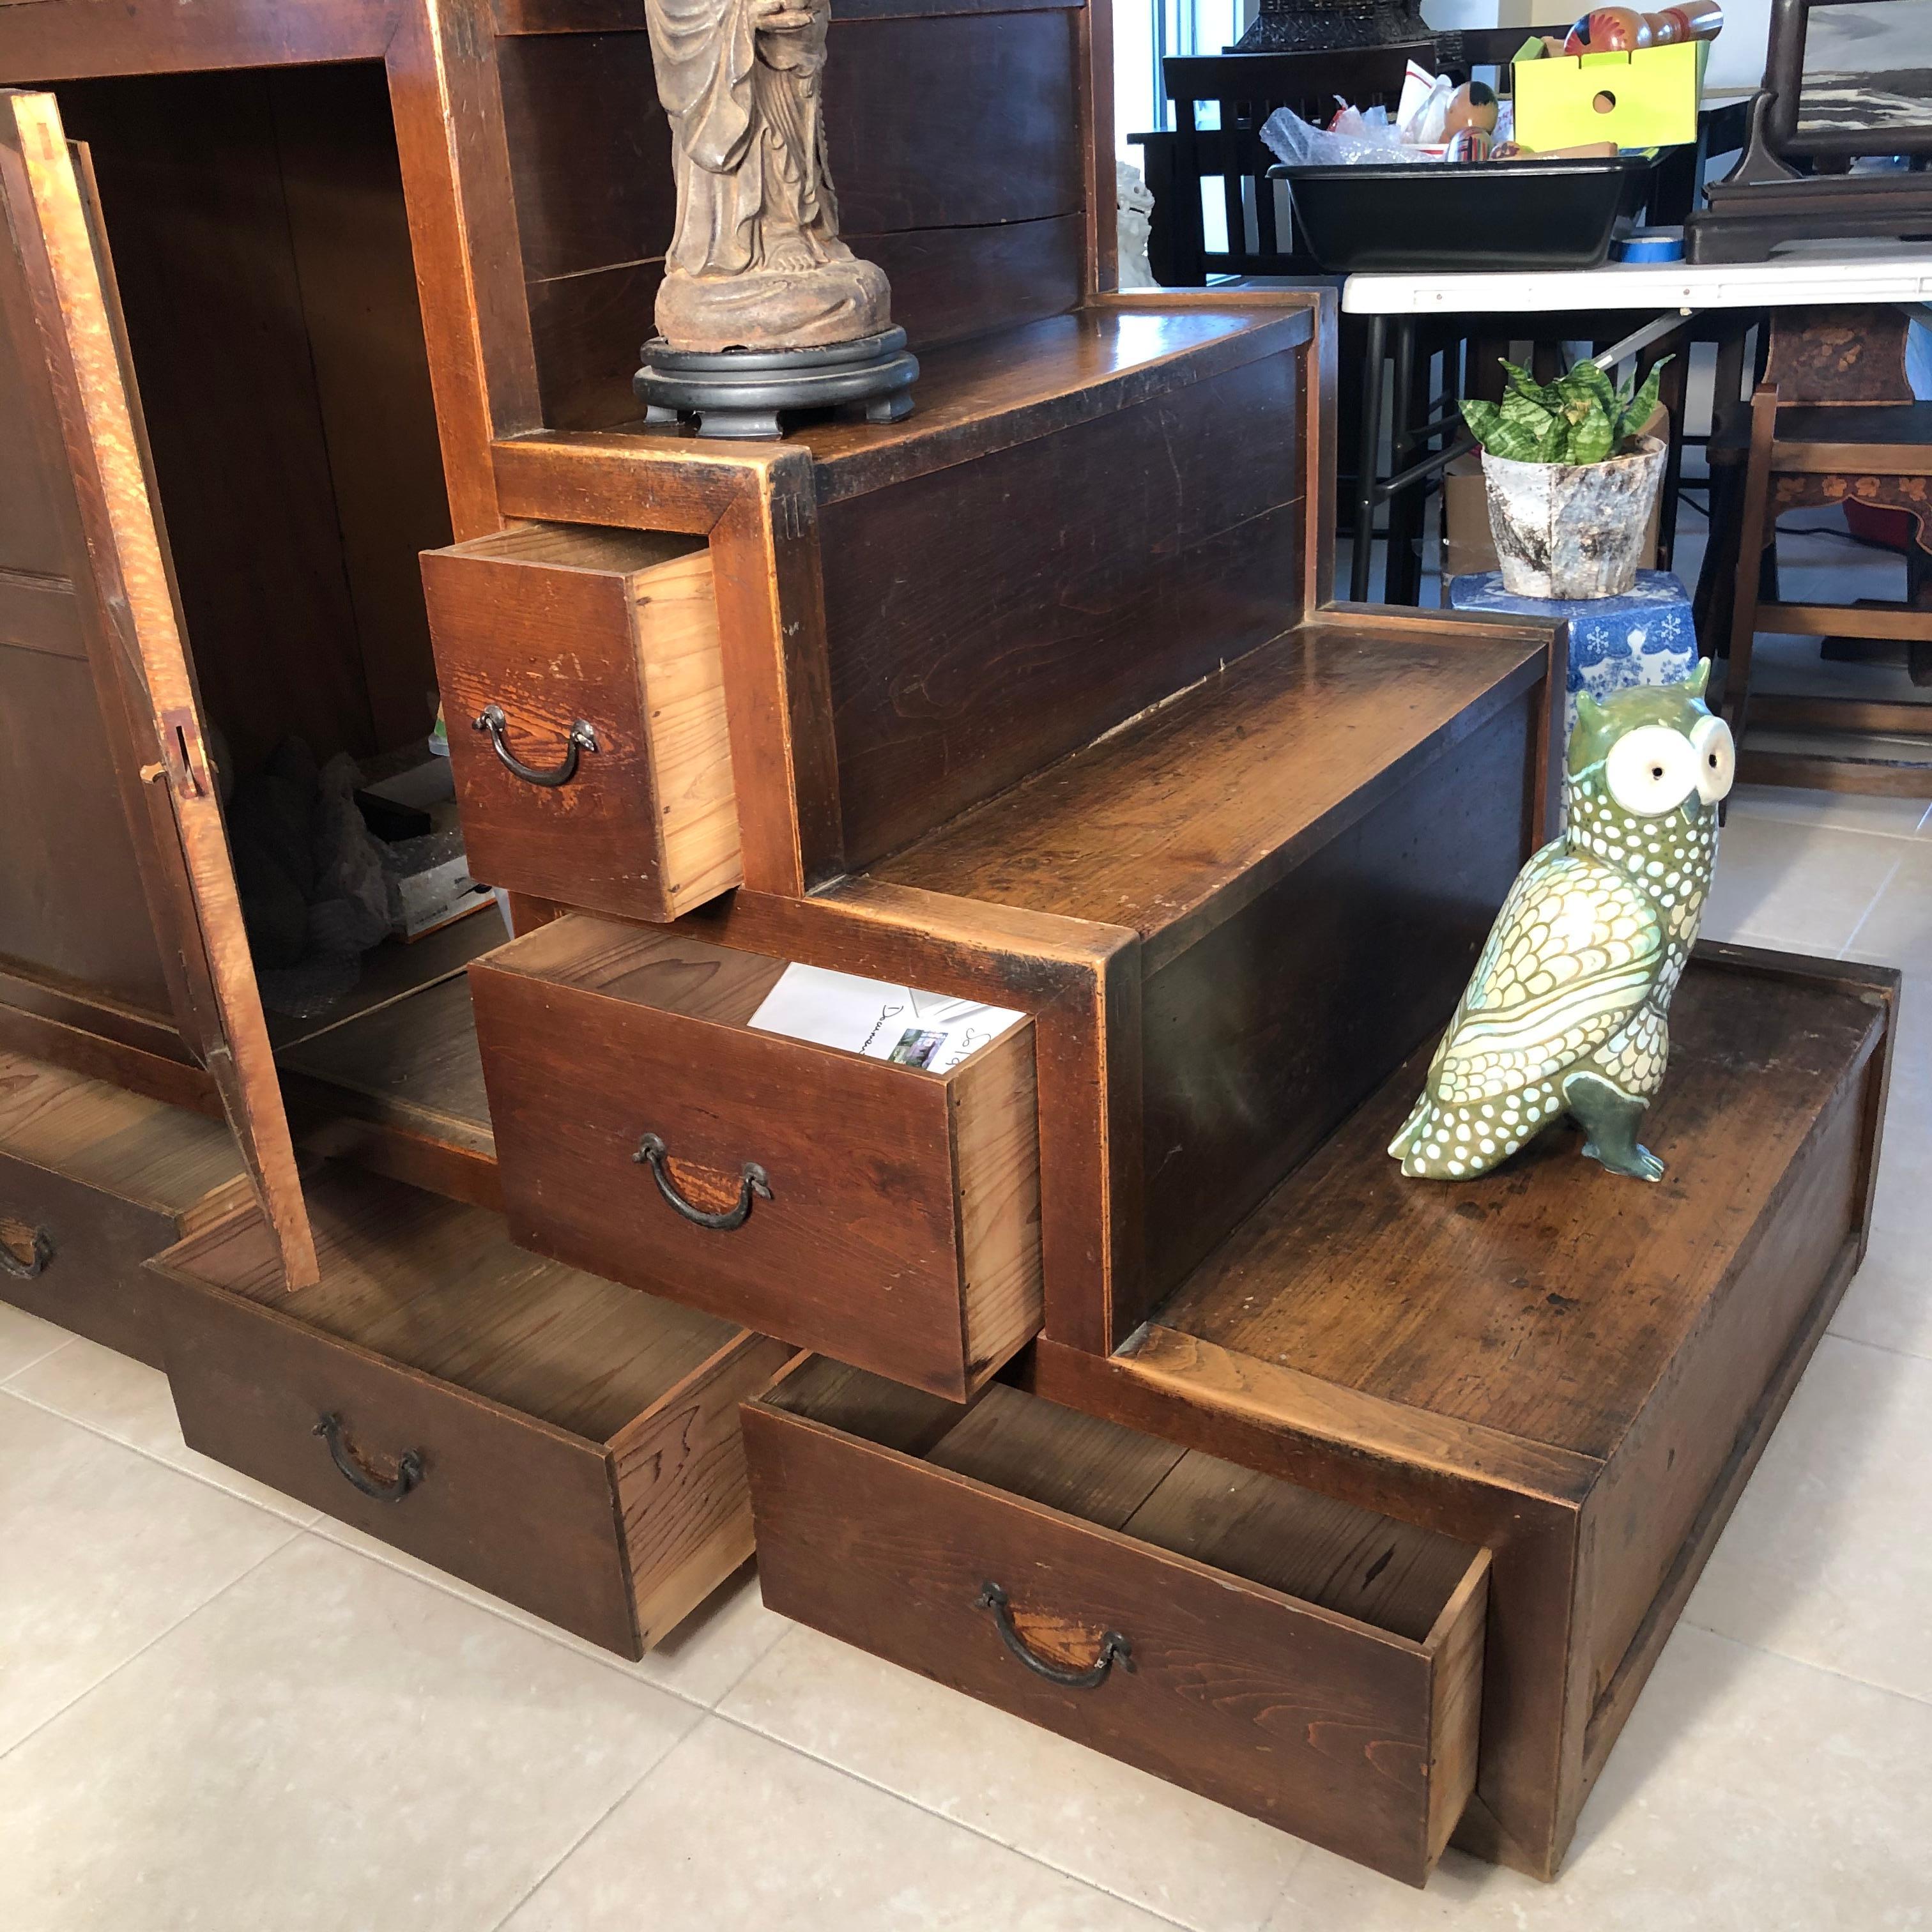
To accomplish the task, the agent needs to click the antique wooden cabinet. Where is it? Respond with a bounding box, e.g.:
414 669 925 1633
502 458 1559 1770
0 0 1899 1892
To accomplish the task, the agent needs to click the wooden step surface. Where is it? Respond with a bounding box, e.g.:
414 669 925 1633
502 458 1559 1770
869 620 1545 973
1151 950 1887 1462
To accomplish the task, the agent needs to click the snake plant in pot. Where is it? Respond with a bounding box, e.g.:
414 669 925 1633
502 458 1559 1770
1462 357 1671 600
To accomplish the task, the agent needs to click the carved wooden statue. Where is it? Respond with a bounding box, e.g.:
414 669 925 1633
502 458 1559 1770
637 0 917 438
647 0 891 353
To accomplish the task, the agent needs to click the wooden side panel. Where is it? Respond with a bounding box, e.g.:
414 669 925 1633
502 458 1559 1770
1139 693 1535 1305
0 90 316 1288
160 1269 640 1656
612 1333 798 1648
949 1028 1045 1381
745 1402 1460 1887
822 346 1307 868
1579 1064 1871 1717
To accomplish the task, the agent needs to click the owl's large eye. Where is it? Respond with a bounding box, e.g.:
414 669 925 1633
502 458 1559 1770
1690 712 1735 804
1604 724 1699 816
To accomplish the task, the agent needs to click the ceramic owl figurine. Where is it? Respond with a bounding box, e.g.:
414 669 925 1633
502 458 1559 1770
1390 665 1734 1184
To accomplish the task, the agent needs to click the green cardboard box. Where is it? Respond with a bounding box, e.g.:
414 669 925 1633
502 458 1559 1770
1513 39 1707 151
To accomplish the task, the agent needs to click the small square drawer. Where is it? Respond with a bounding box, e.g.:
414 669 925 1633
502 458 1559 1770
152 1163 795 1657
470 916 1043 1402
744 1361 1491 1887
0 1048 250 1367
421 523 739 923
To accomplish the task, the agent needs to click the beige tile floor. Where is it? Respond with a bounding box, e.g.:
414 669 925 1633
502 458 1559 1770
1 782 1928 1931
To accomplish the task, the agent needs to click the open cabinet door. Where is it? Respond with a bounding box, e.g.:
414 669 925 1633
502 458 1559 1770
0 89 319 1288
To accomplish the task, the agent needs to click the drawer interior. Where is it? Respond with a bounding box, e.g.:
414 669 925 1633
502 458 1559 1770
765 1358 1480 1643
156 1162 744 1446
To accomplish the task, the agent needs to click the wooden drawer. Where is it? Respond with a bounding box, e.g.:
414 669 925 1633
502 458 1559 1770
0 1050 250 1366
421 523 739 923
470 916 1043 1402
744 1361 1490 1887
152 1163 795 1657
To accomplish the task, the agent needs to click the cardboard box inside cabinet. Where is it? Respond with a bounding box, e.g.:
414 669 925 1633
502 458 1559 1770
1442 406 1665 592
1514 41 1708 152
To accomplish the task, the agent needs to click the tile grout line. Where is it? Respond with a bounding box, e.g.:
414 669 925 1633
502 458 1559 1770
480 1708 713 1932
1676 1618 1932 1710
0 1519 303 1765
0 1383 320 1531
707 1706 1230 1932
0 1333 77 1389
1818 1327 1932 1368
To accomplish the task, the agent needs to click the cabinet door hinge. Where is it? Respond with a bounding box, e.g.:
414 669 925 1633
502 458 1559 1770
140 707 209 800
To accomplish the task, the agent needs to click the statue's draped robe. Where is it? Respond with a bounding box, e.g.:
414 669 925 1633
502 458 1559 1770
648 0 847 279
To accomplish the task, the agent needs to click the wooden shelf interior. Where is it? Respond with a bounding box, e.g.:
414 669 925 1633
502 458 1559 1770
768 1360 1478 1644
0 1048 247 1227
154 1162 743 1446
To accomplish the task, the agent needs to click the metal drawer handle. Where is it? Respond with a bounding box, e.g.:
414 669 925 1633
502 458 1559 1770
0 1222 51 1280
977 1581 1134 1690
472 704 598 788
313 1413 424 1503
633 1132 771 1232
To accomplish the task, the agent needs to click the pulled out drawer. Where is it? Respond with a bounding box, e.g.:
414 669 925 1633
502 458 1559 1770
421 523 739 924
471 917 1043 1401
0 1048 250 1366
153 1163 795 1656
744 1361 1490 1886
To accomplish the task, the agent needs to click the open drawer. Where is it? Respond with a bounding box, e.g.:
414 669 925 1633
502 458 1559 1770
744 1360 1490 1887
470 917 1043 1401
420 523 739 924
0 1049 251 1368
151 1163 795 1657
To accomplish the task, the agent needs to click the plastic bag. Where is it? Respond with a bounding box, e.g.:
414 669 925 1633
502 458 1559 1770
1261 105 1434 169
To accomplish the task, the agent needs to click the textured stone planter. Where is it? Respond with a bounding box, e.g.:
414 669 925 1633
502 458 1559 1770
1482 436 1667 600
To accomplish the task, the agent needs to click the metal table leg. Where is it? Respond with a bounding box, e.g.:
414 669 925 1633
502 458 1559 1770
1351 311 1388 603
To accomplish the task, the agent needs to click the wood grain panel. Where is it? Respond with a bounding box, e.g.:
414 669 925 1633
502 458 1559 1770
498 31 672 282
0 569 82 658
1159 962 1889 1461
824 12 1084 233
822 347 1306 868
527 256 660 434
859 215 1084 353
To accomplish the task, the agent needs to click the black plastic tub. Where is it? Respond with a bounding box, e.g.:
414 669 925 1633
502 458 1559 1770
1270 157 1657 273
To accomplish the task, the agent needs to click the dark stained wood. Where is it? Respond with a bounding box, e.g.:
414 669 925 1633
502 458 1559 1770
744 1374 1490 1885
824 351 1307 869
0 1047 249 1364
421 522 740 921
154 1161 788 1657
526 256 661 433
0 0 402 79
0 644 180 1015
825 13 1083 233
1022 951 1892 1881
1162 960 1885 1460
1138 694 1535 1299
471 917 1043 1399
497 30 672 283
857 215 1085 355
0 994 213 1117
1 88 317 1287
871 622 1545 967
0 567 83 657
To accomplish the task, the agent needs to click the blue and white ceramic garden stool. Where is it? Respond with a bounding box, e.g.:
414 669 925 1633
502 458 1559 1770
1448 570 1701 746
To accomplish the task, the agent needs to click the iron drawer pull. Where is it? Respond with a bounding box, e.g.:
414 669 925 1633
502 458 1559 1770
313 1413 425 1503
0 1223 51 1280
633 1133 771 1230
977 1581 1134 1690
472 704 598 788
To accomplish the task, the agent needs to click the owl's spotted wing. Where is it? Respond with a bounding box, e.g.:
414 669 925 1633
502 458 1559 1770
1430 845 1663 1105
